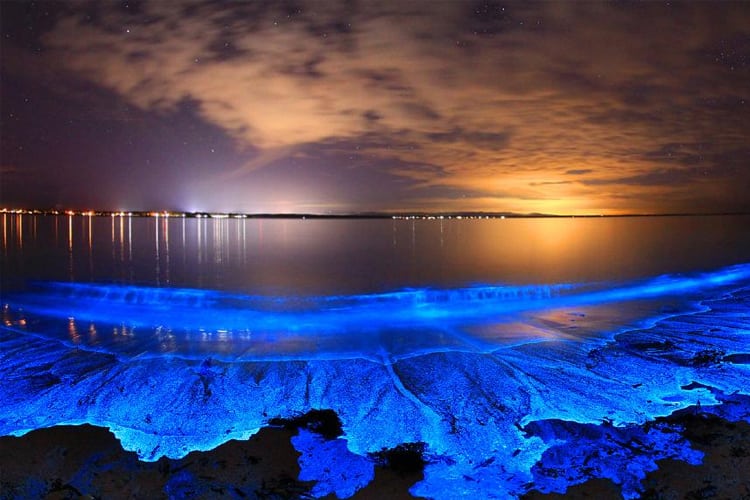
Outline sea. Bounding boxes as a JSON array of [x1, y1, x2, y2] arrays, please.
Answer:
[[1, 213, 749, 498]]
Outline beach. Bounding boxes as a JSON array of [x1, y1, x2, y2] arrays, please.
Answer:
[[2, 284, 749, 498]]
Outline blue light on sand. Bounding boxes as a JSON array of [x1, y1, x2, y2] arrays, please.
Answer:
[[1, 263, 749, 498], [292, 429, 375, 498]]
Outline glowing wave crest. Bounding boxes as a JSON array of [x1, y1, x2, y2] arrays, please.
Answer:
[[3, 264, 750, 362]]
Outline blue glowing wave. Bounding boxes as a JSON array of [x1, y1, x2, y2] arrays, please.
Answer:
[[1, 264, 750, 499], [3, 264, 750, 361]]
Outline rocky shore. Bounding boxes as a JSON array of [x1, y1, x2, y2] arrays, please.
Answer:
[[1, 406, 748, 499]]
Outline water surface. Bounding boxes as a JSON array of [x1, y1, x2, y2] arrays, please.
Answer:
[[3, 215, 750, 361], [2, 214, 750, 499], [3, 214, 750, 294]]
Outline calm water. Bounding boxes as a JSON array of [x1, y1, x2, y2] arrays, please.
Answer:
[[3, 214, 750, 295]]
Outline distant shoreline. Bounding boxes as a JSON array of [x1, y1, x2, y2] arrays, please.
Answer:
[[2, 208, 749, 220]]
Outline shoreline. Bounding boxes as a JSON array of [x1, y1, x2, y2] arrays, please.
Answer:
[[2, 280, 749, 498]]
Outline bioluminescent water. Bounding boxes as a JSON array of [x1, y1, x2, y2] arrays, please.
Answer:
[[3, 264, 750, 363], [2, 215, 750, 498]]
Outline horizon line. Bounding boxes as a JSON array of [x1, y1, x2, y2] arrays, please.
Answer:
[[2, 207, 749, 220]]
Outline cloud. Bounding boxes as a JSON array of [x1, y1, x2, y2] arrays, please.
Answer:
[[530, 180, 573, 187], [581, 169, 703, 187], [427, 128, 512, 151], [24, 0, 750, 213]]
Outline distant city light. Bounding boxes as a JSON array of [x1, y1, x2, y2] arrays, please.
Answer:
[[0, 207, 684, 220]]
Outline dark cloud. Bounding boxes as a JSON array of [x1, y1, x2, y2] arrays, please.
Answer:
[[427, 128, 511, 151], [399, 102, 442, 121], [362, 110, 383, 122], [581, 168, 705, 188], [530, 181, 573, 187], [638, 143, 704, 165], [616, 83, 668, 108]]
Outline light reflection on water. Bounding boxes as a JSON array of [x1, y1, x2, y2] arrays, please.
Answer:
[[2, 214, 750, 295], [2, 214, 750, 361]]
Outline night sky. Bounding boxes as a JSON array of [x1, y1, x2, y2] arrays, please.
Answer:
[[1, 1, 749, 215]]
